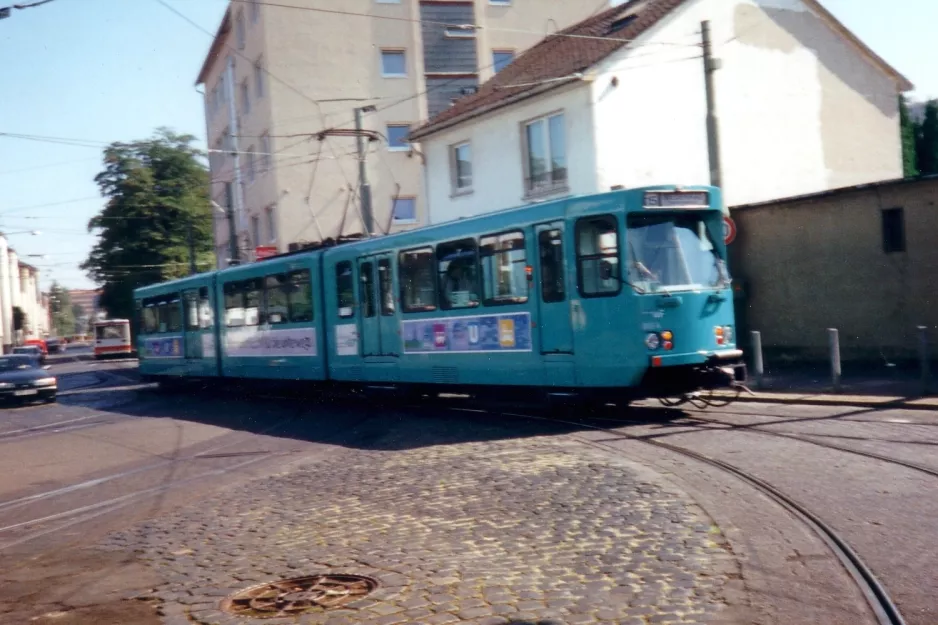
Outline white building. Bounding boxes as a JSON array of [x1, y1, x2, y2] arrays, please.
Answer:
[[409, 0, 912, 224], [0, 236, 50, 350]]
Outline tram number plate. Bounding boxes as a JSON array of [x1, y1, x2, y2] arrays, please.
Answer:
[[13, 389, 37, 396]]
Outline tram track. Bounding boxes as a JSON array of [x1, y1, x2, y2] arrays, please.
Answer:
[[488, 407, 909, 625]]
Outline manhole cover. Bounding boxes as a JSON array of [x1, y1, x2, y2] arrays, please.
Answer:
[[220, 574, 378, 618]]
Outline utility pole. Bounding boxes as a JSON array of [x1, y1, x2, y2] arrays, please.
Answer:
[[354, 105, 377, 237], [701, 20, 723, 190]]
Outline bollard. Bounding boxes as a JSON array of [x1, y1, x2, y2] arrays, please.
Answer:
[[919, 326, 931, 396], [750, 331, 764, 389], [828, 328, 841, 392]]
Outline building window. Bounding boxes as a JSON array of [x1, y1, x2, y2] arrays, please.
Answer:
[[250, 0, 260, 23], [399, 248, 436, 312], [254, 57, 265, 98], [387, 124, 410, 151], [576, 215, 620, 297], [480, 231, 528, 305], [493, 50, 515, 73], [523, 112, 567, 194], [392, 196, 416, 223], [381, 50, 407, 77], [452, 142, 472, 191], [251, 214, 260, 245], [265, 205, 277, 242], [260, 132, 270, 173], [882, 207, 905, 253], [240, 79, 250, 115], [235, 11, 246, 49], [336, 261, 355, 318], [245, 145, 255, 182]]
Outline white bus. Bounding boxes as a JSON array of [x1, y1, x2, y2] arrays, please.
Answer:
[[93, 319, 132, 359]]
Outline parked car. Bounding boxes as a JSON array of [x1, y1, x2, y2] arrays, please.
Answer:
[[46, 337, 66, 354], [13, 345, 46, 365], [24, 339, 48, 357], [0, 355, 56, 404]]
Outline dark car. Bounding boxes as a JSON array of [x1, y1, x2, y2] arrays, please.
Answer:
[[0, 355, 56, 404], [12, 345, 46, 365], [46, 337, 66, 354]]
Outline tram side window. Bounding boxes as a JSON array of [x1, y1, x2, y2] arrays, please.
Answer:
[[360, 262, 376, 318], [336, 262, 355, 318], [378, 259, 395, 316], [399, 248, 437, 312], [287, 270, 314, 322], [166, 296, 183, 332], [224, 282, 246, 327], [576, 216, 621, 297], [184, 291, 199, 331], [142, 300, 158, 334], [198, 287, 214, 329], [265, 274, 290, 324], [243, 279, 262, 326], [437, 238, 479, 310], [538, 229, 566, 303], [480, 231, 528, 305]]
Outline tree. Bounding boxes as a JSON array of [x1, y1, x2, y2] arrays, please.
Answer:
[[899, 95, 920, 177], [916, 100, 938, 176], [49, 283, 75, 337], [81, 128, 215, 321]]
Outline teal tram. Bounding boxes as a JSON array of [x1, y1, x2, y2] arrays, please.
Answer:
[[134, 185, 746, 405]]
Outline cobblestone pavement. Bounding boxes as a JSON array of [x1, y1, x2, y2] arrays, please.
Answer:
[[103, 430, 738, 625]]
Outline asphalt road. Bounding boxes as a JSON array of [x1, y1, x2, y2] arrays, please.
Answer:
[[0, 362, 933, 625]]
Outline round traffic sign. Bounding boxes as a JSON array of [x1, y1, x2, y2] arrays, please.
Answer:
[[723, 216, 737, 245]]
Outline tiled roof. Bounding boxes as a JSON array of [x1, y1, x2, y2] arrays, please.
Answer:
[[410, 0, 688, 139]]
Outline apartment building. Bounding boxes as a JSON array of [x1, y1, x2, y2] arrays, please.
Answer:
[[196, 0, 606, 267]]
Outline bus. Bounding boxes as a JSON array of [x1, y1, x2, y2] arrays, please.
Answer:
[[93, 319, 132, 359]]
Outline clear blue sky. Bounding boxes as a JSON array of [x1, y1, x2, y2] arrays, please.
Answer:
[[0, 0, 933, 291]]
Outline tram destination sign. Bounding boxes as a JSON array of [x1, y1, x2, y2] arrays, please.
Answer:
[[643, 191, 710, 209]]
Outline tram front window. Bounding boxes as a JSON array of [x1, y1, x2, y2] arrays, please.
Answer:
[[626, 214, 729, 293]]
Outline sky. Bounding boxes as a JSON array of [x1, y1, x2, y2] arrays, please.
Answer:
[[0, 0, 935, 292]]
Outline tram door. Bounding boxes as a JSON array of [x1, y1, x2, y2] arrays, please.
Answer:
[[357, 258, 381, 357], [535, 222, 576, 387], [375, 254, 400, 357], [182, 289, 203, 371]]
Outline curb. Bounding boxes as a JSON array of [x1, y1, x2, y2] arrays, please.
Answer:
[[713, 391, 938, 411]]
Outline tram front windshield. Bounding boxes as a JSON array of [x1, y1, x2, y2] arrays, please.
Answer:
[[626, 213, 729, 293]]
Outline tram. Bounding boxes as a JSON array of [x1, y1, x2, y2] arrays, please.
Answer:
[[134, 185, 746, 403]]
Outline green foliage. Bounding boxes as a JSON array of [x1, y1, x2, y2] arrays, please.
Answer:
[[81, 128, 215, 321], [899, 95, 919, 178], [917, 100, 938, 176], [49, 282, 75, 336]]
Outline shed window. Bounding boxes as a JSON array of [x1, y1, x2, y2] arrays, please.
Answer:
[[882, 207, 905, 253], [399, 248, 436, 312], [437, 239, 480, 310], [336, 262, 356, 318], [480, 231, 528, 305], [576, 215, 621, 297]]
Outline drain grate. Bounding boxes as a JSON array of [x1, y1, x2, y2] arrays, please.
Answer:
[[219, 574, 378, 618]]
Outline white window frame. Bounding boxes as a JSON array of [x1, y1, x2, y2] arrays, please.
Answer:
[[444, 26, 476, 39], [265, 205, 277, 243], [386, 124, 411, 151], [392, 196, 417, 224], [235, 10, 246, 49], [254, 56, 265, 98], [451, 141, 472, 194], [380, 49, 407, 78], [522, 111, 568, 197], [260, 132, 270, 173]]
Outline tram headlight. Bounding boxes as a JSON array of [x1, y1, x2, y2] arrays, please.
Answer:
[[645, 333, 660, 350]]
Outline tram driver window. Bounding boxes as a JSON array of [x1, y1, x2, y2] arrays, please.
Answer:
[[399, 248, 437, 312], [436, 239, 479, 310], [480, 231, 528, 305], [336, 262, 356, 318], [576, 216, 621, 297]]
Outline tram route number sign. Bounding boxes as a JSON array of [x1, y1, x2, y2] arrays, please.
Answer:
[[723, 216, 737, 245]]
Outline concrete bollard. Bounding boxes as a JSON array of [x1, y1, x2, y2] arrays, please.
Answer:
[[919, 326, 931, 396], [828, 328, 841, 392], [750, 331, 764, 389]]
